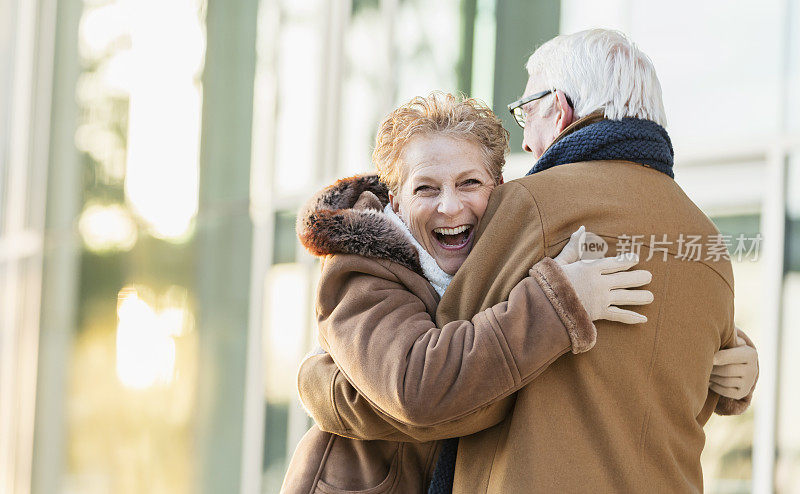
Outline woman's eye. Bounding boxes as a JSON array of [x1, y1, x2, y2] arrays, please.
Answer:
[[461, 179, 481, 187], [414, 185, 434, 194]]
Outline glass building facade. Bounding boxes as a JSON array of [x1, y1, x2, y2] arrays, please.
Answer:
[[0, 0, 798, 492]]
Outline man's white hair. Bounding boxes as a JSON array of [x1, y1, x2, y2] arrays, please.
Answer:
[[525, 29, 667, 126]]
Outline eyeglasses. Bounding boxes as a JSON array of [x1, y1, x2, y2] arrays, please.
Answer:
[[507, 89, 573, 128]]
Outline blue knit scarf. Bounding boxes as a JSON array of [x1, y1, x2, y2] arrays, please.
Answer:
[[427, 437, 457, 494], [527, 117, 675, 178]]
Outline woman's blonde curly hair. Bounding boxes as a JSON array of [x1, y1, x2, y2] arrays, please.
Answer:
[[372, 91, 509, 194]]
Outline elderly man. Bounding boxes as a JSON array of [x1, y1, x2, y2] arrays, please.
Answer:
[[430, 28, 757, 492], [295, 29, 757, 493]]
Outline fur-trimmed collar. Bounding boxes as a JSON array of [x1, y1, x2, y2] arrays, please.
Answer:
[[296, 174, 424, 276]]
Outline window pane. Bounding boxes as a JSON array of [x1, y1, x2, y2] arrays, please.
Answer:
[[776, 155, 800, 493], [65, 1, 206, 492]]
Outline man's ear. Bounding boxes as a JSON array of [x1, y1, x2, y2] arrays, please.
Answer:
[[554, 90, 574, 133], [388, 191, 401, 214]]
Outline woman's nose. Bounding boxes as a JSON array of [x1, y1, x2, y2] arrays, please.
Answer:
[[437, 189, 463, 216]]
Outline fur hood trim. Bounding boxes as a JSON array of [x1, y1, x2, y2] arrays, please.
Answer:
[[296, 174, 423, 275]]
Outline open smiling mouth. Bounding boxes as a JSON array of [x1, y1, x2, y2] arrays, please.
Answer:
[[432, 225, 473, 250]]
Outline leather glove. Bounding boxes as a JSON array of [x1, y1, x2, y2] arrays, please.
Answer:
[[557, 252, 653, 324], [710, 326, 759, 400]]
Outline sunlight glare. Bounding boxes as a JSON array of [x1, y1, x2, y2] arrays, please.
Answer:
[[122, 0, 205, 240], [116, 287, 177, 389], [78, 203, 138, 252]]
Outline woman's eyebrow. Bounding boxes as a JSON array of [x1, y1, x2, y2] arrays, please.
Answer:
[[411, 174, 436, 183], [455, 168, 486, 180]]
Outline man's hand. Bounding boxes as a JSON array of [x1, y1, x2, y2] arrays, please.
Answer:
[[710, 329, 758, 400]]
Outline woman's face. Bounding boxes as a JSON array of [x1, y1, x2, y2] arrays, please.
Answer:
[[389, 134, 500, 275]]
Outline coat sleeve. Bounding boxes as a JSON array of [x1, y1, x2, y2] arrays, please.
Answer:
[[313, 250, 595, 431], [297, 351, 515, 442]]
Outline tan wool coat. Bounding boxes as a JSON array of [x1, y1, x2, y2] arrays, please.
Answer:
[[293, 115, 754, 493], [281, 174, 597, 494]]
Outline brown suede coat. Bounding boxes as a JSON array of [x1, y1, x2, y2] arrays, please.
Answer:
[[293, 115, 754, 493], [281, 175, 597, 493]]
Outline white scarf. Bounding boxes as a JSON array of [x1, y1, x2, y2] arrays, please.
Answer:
[[383, 204, 453, 297]]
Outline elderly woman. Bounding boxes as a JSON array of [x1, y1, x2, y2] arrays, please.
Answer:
[[281, 93, 757, 494]]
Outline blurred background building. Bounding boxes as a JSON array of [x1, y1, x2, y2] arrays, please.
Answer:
[[0, 0, 798, 492]]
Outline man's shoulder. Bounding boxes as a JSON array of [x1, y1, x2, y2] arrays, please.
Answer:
[[485, 169, 581, 226], [494, 175, 538, 197], [498, 166, 584, 204], [484, 176, 545, 217], [502, 173, 546, 193], [500, 160, 689, 222], [476, 178, 545, 240]]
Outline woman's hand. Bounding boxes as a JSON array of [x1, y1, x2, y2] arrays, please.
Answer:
[[553, 226, 585, 265], [556, 253, 653, 324], [710, 327, 759, 400], [548, 227, 653, 324]]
